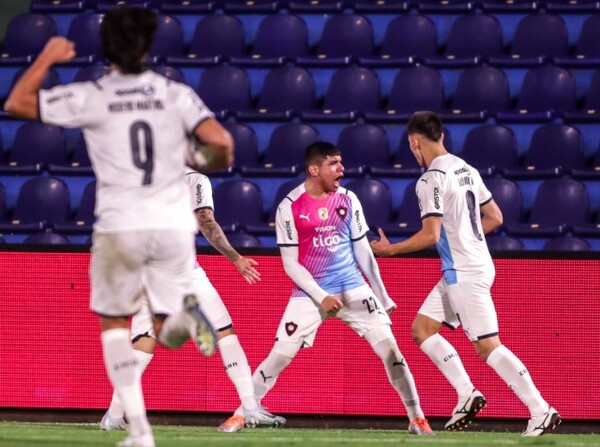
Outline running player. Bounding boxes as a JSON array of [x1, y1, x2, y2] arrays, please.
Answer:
[[370, 111, 560, 437], [235, 141, 434, 435], [5, 7, 233, 447]]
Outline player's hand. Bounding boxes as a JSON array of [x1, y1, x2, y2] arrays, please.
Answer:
[[40, 37, 76, 64], [234, 256, 261, 284], [370, 228, 394, 257], [321, 296, 343, 314]]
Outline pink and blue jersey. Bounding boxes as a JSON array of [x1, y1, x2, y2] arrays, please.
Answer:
[[275, 184, 369, 296]]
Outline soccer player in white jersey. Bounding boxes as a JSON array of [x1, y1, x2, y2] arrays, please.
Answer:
[[237, 141, 434, 435], [371, 111, 560, 437], [5, 7, 234, 447], [100, 168, 284, 433]]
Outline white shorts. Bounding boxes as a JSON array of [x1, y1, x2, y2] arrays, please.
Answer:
[[90, 230, 196, 317], [418, 272, 499, 341], [131, 266, 233, 340], [275, 285, 392, 347]]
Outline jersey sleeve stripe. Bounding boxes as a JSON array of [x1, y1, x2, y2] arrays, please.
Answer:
[[277, 243, 299, 247], [350, 232, 367, 242], [188, 116, 212, 138], [193, 205, 213, 212], [480, 196, 493, 206], [422, 212, 443, 219], [427, 168, 446, 175]]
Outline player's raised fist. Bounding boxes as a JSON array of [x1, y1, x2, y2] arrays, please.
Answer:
[[41, 37, 77, 64]]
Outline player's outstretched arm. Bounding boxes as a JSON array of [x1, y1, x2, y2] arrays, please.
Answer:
[[5, 37, 76, 119], [195, 208, 260, 284], [371, 217, 442, 257]]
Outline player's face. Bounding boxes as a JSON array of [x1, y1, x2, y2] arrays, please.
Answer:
[[408, 133, 426, 168], [317, 155, 344, 192]]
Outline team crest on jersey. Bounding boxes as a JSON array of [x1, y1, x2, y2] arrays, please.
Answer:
[[318, 207, 329, 221], [335, 206, 347, 219], [285, 321, 298, 336]]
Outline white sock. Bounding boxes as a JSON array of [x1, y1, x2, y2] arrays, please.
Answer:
[[108, 350, 154, 418], [372, 338, 424, 421], [158, 311, 192, 348], [420, 334, 474, 398], [218, 335, 258, 411], [486, 345, 548, 417], [101, 329, 151, 437]]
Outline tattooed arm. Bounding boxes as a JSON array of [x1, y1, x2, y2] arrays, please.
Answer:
[[195, 208, 261, 284]]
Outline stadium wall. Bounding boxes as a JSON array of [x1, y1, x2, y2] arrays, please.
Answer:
[[0, 248, 598, 421]]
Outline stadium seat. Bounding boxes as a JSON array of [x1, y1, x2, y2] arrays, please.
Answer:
[[54, 180, 96, 234], [448, 66, 510, 120], [486, 234, 524, 251], [543, 236, 591, 251], [0, 182, 5, 222], [337, 123, 390, 177], [0, 122, 68, 174], [564, 69, 600, 123], [0, 177, 71, 233], [6, 68, 61, 103], [572, 141, 600, 179], [354, 0, 410, 12], [301, 67, 381, 122], [504, 124, 585, 178], [573, 211, 600, 238], [48, 131, 94, 176], [222, 232, 262, 248], [223, 0, 279, 13], [546, 0, 599, 12], [288, 0, 345, 12], [197, 65, 251, 119], [506, 177, 589, 237], [482, 0, 539, 12], [460, 124, 519, 176], [417, 0, 474, 12], [160, 0, 216, 13], [379, 180, 422, 236], [296, 14, 375, 66], [30, 0, 87, 13], [167, 15, 245, 65], [240, 122, 320, 176], [484, 177, 523, 227], [360, 15, 437, 66], [221, 121, 259, 174], [149, 15, 184, 62], [554, 15, 600, 67], [24, 232, 70, 245], [150, 65, 186, 84], [95, 0, 156, 11], [345, 179, 393, 228], [66, 13, 104, 64], [74, 65, 111, 82], [496, 66, 576, 122], [236, 66, 316, 121], [365, 66, 444, 122], [0, 14, 56, 64], [489, 14, 569, 66], [230, 15, 309, 66], [212, 179, 264, 231], [425, 14, 504, 68]]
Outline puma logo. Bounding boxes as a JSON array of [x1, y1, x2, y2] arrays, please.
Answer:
[[299, 213, 310, 222], [420, 178, 429, 184], [392, 359, 406, 368], [259, 370, 273, 382]]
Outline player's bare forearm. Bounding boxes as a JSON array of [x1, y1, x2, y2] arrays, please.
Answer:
[[481, 199, 503, 234], [196, 209, 240, 262]]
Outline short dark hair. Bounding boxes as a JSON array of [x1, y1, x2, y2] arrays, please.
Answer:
[[101, 7, 157, 75], [304, 141, 341, 171], [407, 111, 443, 142]]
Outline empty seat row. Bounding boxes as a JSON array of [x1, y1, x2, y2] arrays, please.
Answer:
[[1, 176, 599, 242], [2, 119, 600, 179], [5, 12, 600, 67]]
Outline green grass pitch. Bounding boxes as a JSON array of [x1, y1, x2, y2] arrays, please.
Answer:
[[0, 422, 598, 447]]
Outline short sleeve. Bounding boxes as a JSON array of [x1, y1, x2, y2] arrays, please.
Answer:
[[477, 171, 493, 205], [348, 191, 368, 240], [275, 199, 298, 246], [39, 82, 99, 128], [416, 173, 445, 219], [177, 85, 214, 135], [186, 172, 214, 211]]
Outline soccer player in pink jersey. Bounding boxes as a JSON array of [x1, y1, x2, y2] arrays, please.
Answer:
[[371, 111, 560, 436], [238, 141, 434, 435]]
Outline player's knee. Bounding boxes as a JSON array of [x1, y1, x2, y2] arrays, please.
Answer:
[[364, 324, 395, 349], [272, 340, 302, 359], [411, 317, 438, 346]]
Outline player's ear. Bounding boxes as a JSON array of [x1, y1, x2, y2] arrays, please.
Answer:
[[308, 164, 319, 177]]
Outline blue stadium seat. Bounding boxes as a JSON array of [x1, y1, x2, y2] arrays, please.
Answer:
[[0, 181, 5, 222], [564, 69, 600, 123], [337, 123, 390, 177], [24, 232, 71, 245], [482, 1, 542, 14], [365, 66, 444, 122], [288, 0, 345, 12], [543, 236, 591, 252], [360, 15, 437, 67], [417, 0, 474, 12], [461, 124, 519, 176], [197, 65, 251, 119], [296, 14, 375, 66], [5, 68, 61, 103], [572, 139, 600, 180], [0, 14, 56, 64], [240, 122, 320, 176], [221, 121, 259, 175], [150, 65, 186, 84], [223, 0, 279, 13], [425, 14, 504, 68], [546, 0, 599, 12], [66, 13, 104, 64], [48, 131, 94, 176], [345, 179, 393, 228], [489, 14, 569, 66], [236, 66, 316, 121], [222, 231, 262, 248], [95, 1, 156, 11], [160, 0, 216, 13], [0, 177, 71, 233], [212, 179, 264, 231], [149, 15, 185, 62], [74, 65, 111, 82], [554, 15, 600, 67], [54, 180, 96, 234], [506, 177, 589, 237], [0, 122, 68, 174], [504, 124, 585, 178], [379, 180, 422, 236], [354, 0, 410, 12], [573, 210, 600, 238], [301, 67, 381, 122], [31, 1, 87, 13], [484, 177, 523, 227], [486, 234, 524, 251]]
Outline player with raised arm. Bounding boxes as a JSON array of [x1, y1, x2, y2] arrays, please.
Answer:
[[237, 141, 434, 435], [370, 111, 560, 437], [5, 7, 233, 447], [100, 168, 284, 433]]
